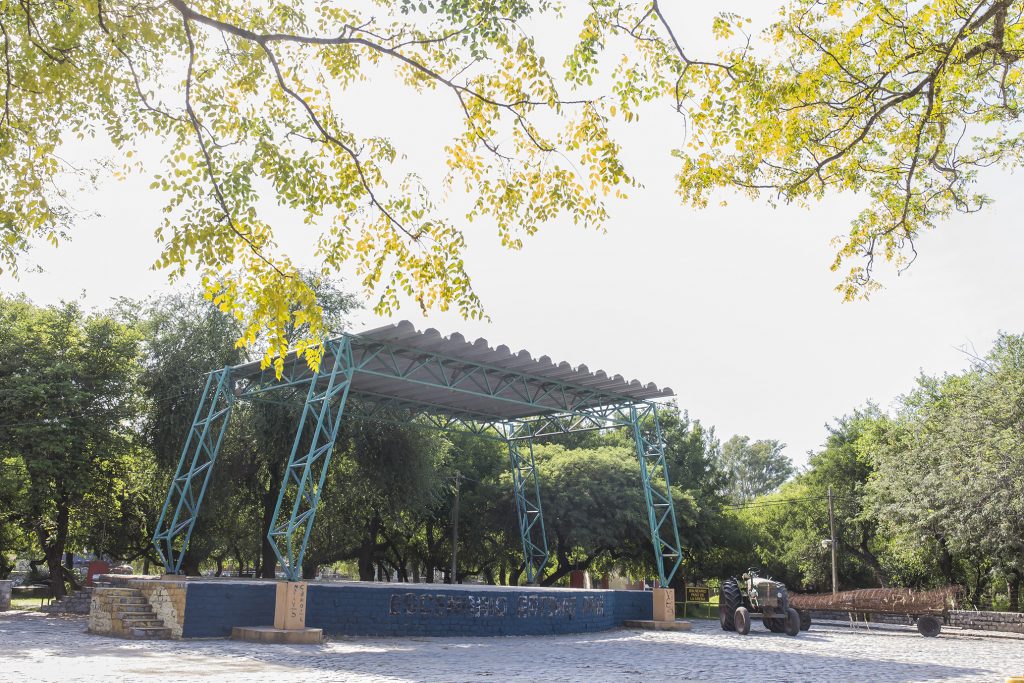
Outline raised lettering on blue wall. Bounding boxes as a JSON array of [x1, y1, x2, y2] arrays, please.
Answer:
[[387, 593, 605, 619], [388, 593, 509, 617]]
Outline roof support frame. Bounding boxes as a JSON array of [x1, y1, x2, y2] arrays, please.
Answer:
[[508, 437, 549, 583], [152, 366, 235, 574], [630, 402, 684, 587], [266, 336, 354, 580]]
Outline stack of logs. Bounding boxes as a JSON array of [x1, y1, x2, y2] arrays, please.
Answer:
[[790, 587, 960, 615]]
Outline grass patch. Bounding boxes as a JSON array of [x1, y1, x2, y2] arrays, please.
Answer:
[[9, 597, 50, 611], [676, 602, 718, 620]]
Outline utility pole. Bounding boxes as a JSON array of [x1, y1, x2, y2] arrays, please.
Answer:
[[450, 471, 460, 584], [828, 485, 838, 594]]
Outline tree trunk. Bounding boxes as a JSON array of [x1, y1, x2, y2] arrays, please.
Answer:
[[358, 553, 375, 581], [842, 533, 890, 588], [540, 545, 594, 588], [302, 563, 318, 580], [1009, 571, 1021, 613], [180, 553, 201, 577], [509, 562, 523, 587], [36, 492, 72, 599], [937, 538, 955, 585], [44, 546, 66, 600], [357, 515, 381, 582]]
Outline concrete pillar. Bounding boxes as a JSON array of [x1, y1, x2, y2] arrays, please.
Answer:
[[274, 581, 308, 630], [0, 580, 12, 611], [652, 587, 675, 622]]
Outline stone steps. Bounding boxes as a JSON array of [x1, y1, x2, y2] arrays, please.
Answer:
[[89, 587, 172, 640], [127, 626, 173, 639], [122, 616, 166, 628]]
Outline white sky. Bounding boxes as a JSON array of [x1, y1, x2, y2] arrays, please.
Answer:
[[2, 2, 1022, 466]]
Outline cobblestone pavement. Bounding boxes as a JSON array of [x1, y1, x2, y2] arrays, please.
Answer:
[[2, 610, 1021, 682]]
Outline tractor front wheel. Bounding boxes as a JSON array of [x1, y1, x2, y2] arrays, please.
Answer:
[[916, 615, 942, 637], [785, 608, 801, 636], [719, 579, 742, 631], [735, 606, 751, 635], [799, 610, 812, 631]]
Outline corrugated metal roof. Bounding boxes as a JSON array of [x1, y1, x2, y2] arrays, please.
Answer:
[[234, 320, 673, 420]]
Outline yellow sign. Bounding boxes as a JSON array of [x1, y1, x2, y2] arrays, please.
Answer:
[[685, 586, 710, 603]]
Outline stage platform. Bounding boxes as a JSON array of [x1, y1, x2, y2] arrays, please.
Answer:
[[95, 576, 656, 639]]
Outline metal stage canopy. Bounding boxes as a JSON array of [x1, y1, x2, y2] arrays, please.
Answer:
[[153, 321, 683, 586]]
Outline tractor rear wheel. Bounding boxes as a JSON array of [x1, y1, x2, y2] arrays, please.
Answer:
[[719, 579, 741, 631], [735, 606, 751, 635], [785, 608, 801, 636], [916, 615, 942, 637]]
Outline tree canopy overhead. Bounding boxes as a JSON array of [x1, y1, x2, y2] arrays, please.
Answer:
[[590, 0, 1023, 299], [3, 1, 1021, 365], [1, 0, 635, 370]]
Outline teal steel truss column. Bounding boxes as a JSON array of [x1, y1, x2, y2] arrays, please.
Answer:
[[268, 337, 355, 581], [507, 436, 549, 583], [153, 367, 235, 574], [630, 402, 683, 587]]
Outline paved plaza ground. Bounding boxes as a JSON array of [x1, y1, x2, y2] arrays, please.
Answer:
[[1, 610, 1021, 682]]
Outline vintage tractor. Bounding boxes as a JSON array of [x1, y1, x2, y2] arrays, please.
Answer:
[[719, 570, 801, 636]]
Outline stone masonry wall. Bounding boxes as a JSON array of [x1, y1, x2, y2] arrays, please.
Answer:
[[88, 589, 128, 636], [131, 580, 187, 638], [806, 608, 1024, 634], [948, 610, 1024, 634], [87, 576, 186, 638]]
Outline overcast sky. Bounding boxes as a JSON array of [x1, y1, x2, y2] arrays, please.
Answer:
[[2, 2, 1022, 466]]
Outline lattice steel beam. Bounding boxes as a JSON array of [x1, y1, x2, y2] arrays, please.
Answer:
[[342, 394, 510, 441], [508, 438, 549, 583], [267, 337, 355, 581], [153, 367, 235, 574], [506, 402, 637, 440], [630, 402, 683, 587]]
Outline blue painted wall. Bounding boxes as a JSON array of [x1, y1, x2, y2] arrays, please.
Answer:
[[180, 581, 653, 638], [181, 582, 276, 638]]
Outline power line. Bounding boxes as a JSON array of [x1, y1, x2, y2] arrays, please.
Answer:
[[721, 493, 857, 510]]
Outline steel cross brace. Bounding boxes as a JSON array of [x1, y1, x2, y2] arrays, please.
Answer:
[[152, 367, 235, 574], [507, 436, 549, 583], [267, 337, 355, 581], [506, 402, 636, 440], [630, 402, 683, 587]]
